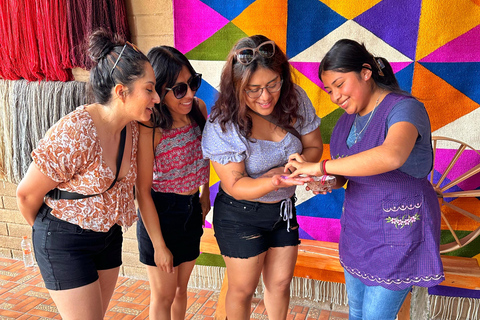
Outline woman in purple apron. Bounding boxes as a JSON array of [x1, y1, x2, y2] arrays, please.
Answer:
[[286, 39, 444, 320]]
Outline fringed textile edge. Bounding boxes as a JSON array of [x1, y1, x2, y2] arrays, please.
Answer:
[[411, 286, 430, 320], [188, 265, 226, 291], [0, 80, 13, 181], [289, 276, 348, 306], [430, 294, 480, 320], [187, 266, 348, 307], [1, 79, 86, 184]]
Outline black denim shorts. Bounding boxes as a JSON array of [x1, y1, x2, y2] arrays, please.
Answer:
[[137, 190, 203, 267], [32, 203, 123, 290], [213, 188, 300, 259]]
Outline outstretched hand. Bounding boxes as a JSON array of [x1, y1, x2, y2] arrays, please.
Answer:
[[270, 174, 311, 189], [260, 166, 310, 190]]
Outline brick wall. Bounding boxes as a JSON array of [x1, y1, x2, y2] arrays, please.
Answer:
[[0, 0, 174, 280]]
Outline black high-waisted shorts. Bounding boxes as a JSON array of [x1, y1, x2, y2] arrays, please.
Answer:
[[213, 187, 299, 258], [137, 190, 203, 267], [33, 203, 123, 290]]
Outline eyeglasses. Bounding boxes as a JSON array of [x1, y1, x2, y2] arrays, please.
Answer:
[[110, 41, 140, 77], [245, 79, 283, 99], [165, 73, 202, 99], [234, 41, 275, 65]]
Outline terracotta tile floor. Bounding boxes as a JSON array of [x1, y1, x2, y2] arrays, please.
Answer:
[[0, 257, 348, 319]]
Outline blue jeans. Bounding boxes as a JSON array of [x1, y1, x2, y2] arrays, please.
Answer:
[[344, 270, 411, 320]]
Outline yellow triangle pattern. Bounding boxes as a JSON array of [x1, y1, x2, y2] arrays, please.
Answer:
[[209, 162, 220, 186], [416, 0, 480, 60], [292, 68, 338, 118], [232, 0, 288, 52], [319, 0, 382, 19]]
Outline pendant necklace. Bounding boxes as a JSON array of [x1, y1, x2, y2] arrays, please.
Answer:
[[354, 89, 384, 143]]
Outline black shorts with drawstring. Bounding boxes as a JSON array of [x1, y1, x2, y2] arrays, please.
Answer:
[[212, 187, 299, 259]]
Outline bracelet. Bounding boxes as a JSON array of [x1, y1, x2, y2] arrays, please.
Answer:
[[319, 160, 324, 176], [323, 159, 329, 176], [287, 167, 293, 174]]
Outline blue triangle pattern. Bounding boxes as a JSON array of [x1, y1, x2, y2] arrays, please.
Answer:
[[296, 188, 344, 219], [286, 0, 346, 59], [354, 0, 421, 60], [196, 80, 218, 115], [395, 63, 414, 93], [420, 62, 480, 105], [199, 0, 256, 20]]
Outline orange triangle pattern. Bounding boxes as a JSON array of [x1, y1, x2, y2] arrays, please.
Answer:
[[232, 0, 288, 52], [440, 197, 480, 231], [412, 63, 480, 132]]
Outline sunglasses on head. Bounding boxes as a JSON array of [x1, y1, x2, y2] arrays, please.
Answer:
[[234, 41, 275, 65], [165, 73, 202, 99], [110, 41, 140, 77]]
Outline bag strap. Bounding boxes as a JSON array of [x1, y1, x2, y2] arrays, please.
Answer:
[[251, 111, 302, 141], [47, 126, 127, 200]]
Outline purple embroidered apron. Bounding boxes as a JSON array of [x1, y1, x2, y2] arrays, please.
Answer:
[[330, 93, 444, 290]]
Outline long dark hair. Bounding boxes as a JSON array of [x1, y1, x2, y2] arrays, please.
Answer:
[[210, 35, 302, 139], [319, 39, 409, 96], [88, 28, 149, 104], [146, 46, 205, 131]]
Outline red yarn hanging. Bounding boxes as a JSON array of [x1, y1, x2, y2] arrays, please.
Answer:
[[24, 0, 43, 80], [0, 0, 73, 81], [0, 0, 22, 80], [0, 0, 131, 80], [35, 0, 73, 81]]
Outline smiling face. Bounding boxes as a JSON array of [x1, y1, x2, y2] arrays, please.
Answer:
[[244, 67, 282, 116], [321, 68, 373, 115], [162, 65, 197, 118], [125, 62, 160, 122]]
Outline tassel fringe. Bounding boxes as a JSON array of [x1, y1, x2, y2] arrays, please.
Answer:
[[187, 266, 348, 307], [186, 268, 480, 320], [188, 265, 226, 291], [430, 294, 480, 320], [0, 80, 86, 183]]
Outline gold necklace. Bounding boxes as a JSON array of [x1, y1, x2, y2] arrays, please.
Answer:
[[354, 89, 384, 143]]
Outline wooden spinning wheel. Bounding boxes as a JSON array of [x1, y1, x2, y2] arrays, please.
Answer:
[[430, 136, 480, 253]]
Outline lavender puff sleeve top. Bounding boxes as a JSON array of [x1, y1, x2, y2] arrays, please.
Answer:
[[202, 86, 321, 202]]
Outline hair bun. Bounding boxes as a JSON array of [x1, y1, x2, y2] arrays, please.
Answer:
[[88, 28, 124, 63]]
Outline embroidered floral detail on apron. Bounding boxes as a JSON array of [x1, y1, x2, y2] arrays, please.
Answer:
[[386, 213, 420, 228]]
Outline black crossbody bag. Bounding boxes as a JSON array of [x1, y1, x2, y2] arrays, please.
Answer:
[[46, 126, 127, 200]]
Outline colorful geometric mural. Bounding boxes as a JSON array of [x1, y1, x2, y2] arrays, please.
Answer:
[[173, 0, 480, 269]]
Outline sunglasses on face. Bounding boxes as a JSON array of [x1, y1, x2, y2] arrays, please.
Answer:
[[234, 41, 275, 65], [110, 41, 140, 77], [164, 73, 202, 99]]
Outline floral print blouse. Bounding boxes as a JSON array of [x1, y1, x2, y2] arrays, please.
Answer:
[[32, 106, 138, 232]]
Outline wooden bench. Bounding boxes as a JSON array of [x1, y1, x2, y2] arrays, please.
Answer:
[[200, 227, 480, 320]]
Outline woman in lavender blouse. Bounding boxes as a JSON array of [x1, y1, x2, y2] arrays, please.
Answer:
[[202, 35, 323, 320]]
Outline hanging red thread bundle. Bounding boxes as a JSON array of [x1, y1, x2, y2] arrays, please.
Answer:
[[0, 0, 131, 81]]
